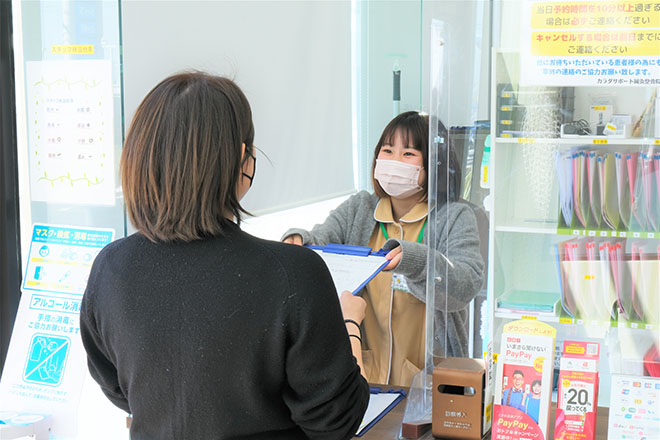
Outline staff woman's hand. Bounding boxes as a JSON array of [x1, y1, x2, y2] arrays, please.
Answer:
[[384, 246, 402, 271], [283, 234, 303, 246]]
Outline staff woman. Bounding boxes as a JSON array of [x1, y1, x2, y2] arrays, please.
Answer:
[[283, 111, 484, 387]]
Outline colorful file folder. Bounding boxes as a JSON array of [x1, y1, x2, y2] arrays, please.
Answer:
[[557, 237, 658, 324], [557, 147, 659, 233]]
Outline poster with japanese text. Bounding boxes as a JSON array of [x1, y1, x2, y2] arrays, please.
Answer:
[[0, 224, 114, 438], [493, 320, 557, 440], [521, 1, 660, 86], [26, 60, 115, 205]]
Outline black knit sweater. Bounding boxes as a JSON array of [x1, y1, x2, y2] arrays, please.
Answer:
[[80, 223, 368, 439]]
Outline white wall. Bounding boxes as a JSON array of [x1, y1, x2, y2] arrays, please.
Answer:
[[242, 194, 350, 241], [121, 1, 356, 215]]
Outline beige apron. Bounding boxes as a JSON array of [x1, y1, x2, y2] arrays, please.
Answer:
[[361, 198, 428, 387]]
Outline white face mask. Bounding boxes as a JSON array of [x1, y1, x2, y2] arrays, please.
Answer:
[[374, 159, 423, 198]]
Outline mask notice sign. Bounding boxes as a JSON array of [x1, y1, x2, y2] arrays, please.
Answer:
[[0, 224, 114, 438]]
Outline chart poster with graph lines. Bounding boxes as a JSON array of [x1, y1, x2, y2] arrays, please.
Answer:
[[0, 224, 114, 437], [26, 60, 115, 205]]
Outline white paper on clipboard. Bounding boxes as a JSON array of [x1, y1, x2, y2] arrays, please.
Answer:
[[309, 244, 389, 295]]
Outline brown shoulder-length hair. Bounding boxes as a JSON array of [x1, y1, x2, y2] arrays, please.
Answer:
[[370, 111, 461, 204], [120, 72, 254, 242]]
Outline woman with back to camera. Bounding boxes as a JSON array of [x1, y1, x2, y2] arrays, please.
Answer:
[[283, 111, 484, 387], [80, 72, 369, 440]]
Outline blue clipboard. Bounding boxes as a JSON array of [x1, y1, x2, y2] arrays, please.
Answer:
[[306, 243, 389, 295], [355, 387, 407, 437]]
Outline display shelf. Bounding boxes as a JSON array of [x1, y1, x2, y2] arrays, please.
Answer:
[[487, 50, 659, 415], [494, 309, 561, 323], [495, 136, 660, 145], [493, 310, 656, 331], [495, 224, 660, 238], [556, 227, 660, 239], [494, 224, 558, 234]]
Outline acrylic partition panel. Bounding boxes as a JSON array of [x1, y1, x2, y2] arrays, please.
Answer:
[[355, 1, 492, 194], [397, 18, 493, 437]]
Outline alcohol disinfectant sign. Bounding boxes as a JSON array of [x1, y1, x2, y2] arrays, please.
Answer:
[[0, 224, 113, 439]]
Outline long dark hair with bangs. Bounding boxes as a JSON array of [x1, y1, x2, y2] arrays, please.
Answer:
[[120, 72, 255, 242], [370, 111, 461, 205]]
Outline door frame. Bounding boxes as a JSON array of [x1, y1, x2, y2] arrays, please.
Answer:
[[0, 0, 22, 375]]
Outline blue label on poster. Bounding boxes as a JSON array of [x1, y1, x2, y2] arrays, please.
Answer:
[[23, 224, 114, 296], [23, 334, 70, 387], [31, 225, 113, 248]]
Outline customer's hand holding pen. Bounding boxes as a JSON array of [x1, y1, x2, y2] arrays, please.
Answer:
[[340, 291, 366, 324]]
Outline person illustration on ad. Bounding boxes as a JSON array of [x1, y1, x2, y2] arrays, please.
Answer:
[[524, 379, 542, 423], [501, 369, 526, 411]]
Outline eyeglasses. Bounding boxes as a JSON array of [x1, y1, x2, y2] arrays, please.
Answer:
[[242, 146, 256, 186]]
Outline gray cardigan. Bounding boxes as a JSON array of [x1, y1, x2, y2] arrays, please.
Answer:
[[282, 191, 484, 358]]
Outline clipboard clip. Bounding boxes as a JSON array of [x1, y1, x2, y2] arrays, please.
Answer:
[[310, 243, 389, 258], [320, 243, 371, 256], [369, 386, 407, 396]]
